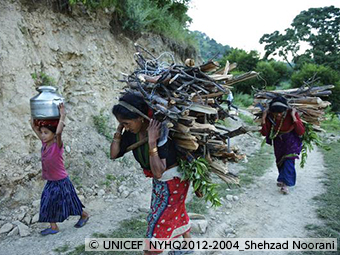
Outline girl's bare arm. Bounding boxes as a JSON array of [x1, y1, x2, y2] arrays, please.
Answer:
[[56, 103, 66, 148], [30, 119, 43, 141]]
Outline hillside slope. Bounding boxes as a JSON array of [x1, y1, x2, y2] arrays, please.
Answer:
[[0, 0, 196, 215]]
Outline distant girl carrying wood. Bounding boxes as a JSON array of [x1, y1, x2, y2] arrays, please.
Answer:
[[261, 96, 305, 194]]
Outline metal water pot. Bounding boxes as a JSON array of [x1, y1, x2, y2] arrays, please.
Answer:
[[30, 86, 64, 119]]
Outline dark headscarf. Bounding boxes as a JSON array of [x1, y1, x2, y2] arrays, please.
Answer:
[[269, 96, 289, 113], [112, 92, 149, 120]]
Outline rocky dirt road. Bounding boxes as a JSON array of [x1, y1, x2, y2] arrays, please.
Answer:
[[0, 112, 326, 255], [201, 147, 325, 255]]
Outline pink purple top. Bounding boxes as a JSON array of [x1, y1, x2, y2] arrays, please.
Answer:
[[41, 142, 68, 181]]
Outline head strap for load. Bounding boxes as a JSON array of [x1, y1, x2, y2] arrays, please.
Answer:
[[118, 101, 150, 121], [271, 102, 288, 108]]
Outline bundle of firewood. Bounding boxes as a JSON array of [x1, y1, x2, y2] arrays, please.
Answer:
[[119, 44, 258, 184], [249, 85, 334, 128]]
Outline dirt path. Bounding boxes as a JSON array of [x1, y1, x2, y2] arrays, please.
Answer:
[[0, 180, 153, 255], [0, 110, 326, 255], [203, 147, 325, 255]]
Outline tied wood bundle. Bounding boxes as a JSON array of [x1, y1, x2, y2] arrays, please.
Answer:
[[119, 44, 258, 184], [250, 85, 334, 128]]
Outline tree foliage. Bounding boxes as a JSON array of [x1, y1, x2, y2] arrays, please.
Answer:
[[291, 63, 340, 111], [260, 6, 340, 70], [152, 0, 192, 26], [222, 49, 259, 72], [255, 61, 280, 88], [191, 31, 230, 62], [214, 49, 291, 94], [259, 6, 340, 111], [291, 64, 339, 88]]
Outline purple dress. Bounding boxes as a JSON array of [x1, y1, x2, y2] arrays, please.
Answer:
[[267, 131, 303, 186]]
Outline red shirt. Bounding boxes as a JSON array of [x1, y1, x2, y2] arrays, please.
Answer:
[[41, 142, 68, 181], [261, 110, 305, 137]]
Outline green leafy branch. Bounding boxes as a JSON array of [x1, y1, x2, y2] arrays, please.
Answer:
[[31, 72, 56, 87], [179, 158, 221, 207], [300, 123, 330, 168]]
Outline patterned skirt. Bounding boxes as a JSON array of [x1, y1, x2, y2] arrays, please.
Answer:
[[146, 177, 191, 241], [39, 176, 84, 223], [277, 158, 296, 186]]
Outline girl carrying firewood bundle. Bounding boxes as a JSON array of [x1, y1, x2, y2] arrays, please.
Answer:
[[260, 96, 305, 194], [110, 93, 193, 255]]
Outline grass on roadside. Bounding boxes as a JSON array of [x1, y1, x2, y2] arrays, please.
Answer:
[[232, 92, 253, 108], [238, 113, 255, 125], [216, 142, 274, 196], [239, 143, 274, 186], [63, 215, 147, 255], [303, 139, 340, 254], [320, 112, 340, 132], [54, 244, 70, 253], [186, 195, 208, 214]]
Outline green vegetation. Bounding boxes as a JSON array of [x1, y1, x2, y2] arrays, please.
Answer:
[[68, 0, 195, 46], [191, 31, 230, 61], [196, 6, 340, 113], [115, 155, 134, 167], [216, 143, 274, 196], [321, 112, 340, 132], [220, 49, 259, 72], [291, 64, 339, 89], [218, 49, 292, 94], [69, 0, 118, 9], [238, 113, 255, 125], [31, 72, 56, 87], [186, 195, 208, 214], [69, 173, 82, 188], [291, 63, 340, 111], [101, 173, 126, 187], [300, 123, 330, 168], [260, 6, 340, 70], [303, 140, 340, 254], [229, 92, 253, 108], [238, 144, 274, 186], [84, 160, 91, 168], [93, 111, 113, 141], [179, 158, 221, 207], [67, 216, 147, 255], [54, 244, 70, 253], [259, 6, 340, 112]]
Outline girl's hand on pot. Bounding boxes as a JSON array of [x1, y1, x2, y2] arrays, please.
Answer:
[[58, 103, 66, 118], [30, 118, 38, 129]]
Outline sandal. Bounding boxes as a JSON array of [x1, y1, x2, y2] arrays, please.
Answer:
[[74, 217, 89, 228], [40, 228, 59, 235], [277, 182, 284, 187], [281, 186, 289, 195]]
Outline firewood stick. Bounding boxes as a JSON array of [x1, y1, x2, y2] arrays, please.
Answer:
[[126, 137, 148, 152]]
